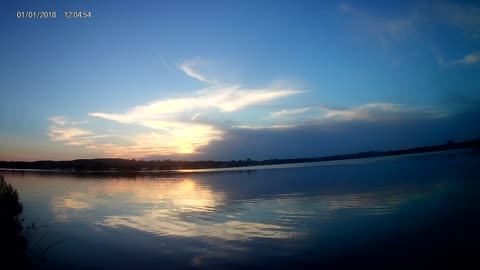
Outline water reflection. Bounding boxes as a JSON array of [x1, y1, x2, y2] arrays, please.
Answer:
[[101, 217, 295, 240], [52, 178, 226, 222], [52, 192, 91, 221], [48, 176, 440, 242]]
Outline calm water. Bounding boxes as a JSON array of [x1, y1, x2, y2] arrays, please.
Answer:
[[2, 151, 480, 269]]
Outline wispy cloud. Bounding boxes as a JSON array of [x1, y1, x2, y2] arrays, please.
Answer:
[[340, 1, 480, 66], [432, 1, 480, 38], [179, 60, 213, 84], [48, 117, 93, 142], [340, 1, 480, 41], [90, 86, 300, 125], [269, 103, 448, 125], [454, 52, 479, 65], [270, 107, 311, 119], [319, 103, 442, 121], [48, 126, 93, 142], [49, 116, 67, 126], [64, 140, 95, 146], [338, 3, 418, 44], [48, 117, 110, 148], [232, 125, 296, 130], [437, 52, 480, 67]]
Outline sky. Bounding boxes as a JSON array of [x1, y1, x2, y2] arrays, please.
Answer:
[[1, 0, 480, 161]]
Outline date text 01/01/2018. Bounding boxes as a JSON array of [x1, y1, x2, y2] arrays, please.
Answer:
[[16, 11, 92, 19], [16, 11, 56, 19]]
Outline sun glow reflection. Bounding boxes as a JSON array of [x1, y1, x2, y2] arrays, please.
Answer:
[[49, 176, 431, 242], [50, 177, 298, 241], [51, 178, 225, 221]]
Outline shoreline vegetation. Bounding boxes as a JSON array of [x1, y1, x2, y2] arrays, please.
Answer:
[[0, 176, 28, 269], [0, 139, 479, 172]]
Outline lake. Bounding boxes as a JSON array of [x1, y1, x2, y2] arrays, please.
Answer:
[[2, 150, 480, 269]]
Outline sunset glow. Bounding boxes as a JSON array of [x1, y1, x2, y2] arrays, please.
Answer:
[[1, 0, 479, 161]]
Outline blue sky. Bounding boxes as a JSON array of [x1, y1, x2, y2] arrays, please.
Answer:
[[1, 0, 480, 161]]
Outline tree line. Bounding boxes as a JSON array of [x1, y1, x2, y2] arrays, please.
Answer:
[[0, 138, 479, 171]]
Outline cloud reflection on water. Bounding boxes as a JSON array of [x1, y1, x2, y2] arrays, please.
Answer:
[[48, 176, 431, 242], [100, 217, 295, 240], [51, 178, 225, 222]]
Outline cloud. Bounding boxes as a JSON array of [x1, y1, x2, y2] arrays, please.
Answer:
[[87, 128, 223, 157], [87, 88, 300, 157], [455, 52, 480, 65], [90, 87, 300, 125], [198, 107, 480, 161], [191, 101, 467, 160], [319, 103, 448, 122], [49, 116, 67, 126], [437, 52, 480, 67], [432, 1, 480, 37], [340, 1, 480, 41], [269, 103, 448, 125], [48, 127, 92, 141], [48, 117, 111, 148], [270, 107, 311, 119], [232, 125, 296, 130], [339, 1, 480, 65], [50, 100, 451, 159], [64, 140, 94, 146], [48, 118, 93, 142], [179, 60, 213, 84], [338, 3, 418, 44], [89, 62, 302, 127], [47, 61, 301, 158], [191, 113, 200, 121]]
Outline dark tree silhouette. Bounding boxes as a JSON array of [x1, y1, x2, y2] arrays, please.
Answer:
[[0, 138, 479, 171], [0, 175, 28, 269]]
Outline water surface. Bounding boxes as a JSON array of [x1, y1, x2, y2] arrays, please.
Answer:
[[3, 151, 480, 269]]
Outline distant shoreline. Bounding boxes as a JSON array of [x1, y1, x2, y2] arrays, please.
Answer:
[[1, 139, 479, 172], [0, 149, 472, 174]]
